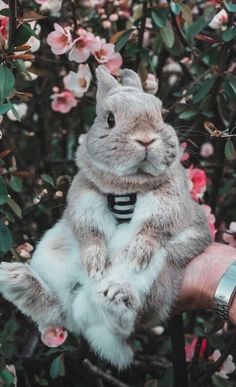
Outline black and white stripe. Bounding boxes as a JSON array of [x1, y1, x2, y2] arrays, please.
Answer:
[[107, 193, 137, 223]]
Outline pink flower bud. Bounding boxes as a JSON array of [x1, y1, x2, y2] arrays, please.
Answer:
[[41, 326, 68, 348]]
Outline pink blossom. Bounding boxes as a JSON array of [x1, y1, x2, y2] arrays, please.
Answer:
[[35, 0, 49, 3], [5, 364, 17, 387], [0, 16, 7, 41], [35, 0, 62, 13], [144, 73, 158, 95], [84, 0, 106, 7], [69, 29, 100, 63], [223, 222, 236, 248], [209, 349, 235, 379], [180, 142, 190, 162], [93, 39, 115, 63], [200, 142, 214, 158], [51, 90, 78, 113], [187, 166, 207, 201], [185, 338, 207, 362], [209, 9, 228, 30], [0, 0, 8, 13], [201, 204, 217, 240], [119, 0, 132, 18], [7, 103, 28, 121], [102, 20, 112, 29], [41, 326, 68, 347], [47, 23, 72, 55], [63, 64, 92, 97], [103, 52, 123, 75]]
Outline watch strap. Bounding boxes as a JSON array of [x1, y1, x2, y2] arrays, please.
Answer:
[[214, 261, 236, 322]]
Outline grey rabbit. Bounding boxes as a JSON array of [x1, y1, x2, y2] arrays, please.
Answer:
[[0, 66, 211, 368]]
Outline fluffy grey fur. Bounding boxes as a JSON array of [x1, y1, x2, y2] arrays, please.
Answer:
[[0, 67, 211, 368]]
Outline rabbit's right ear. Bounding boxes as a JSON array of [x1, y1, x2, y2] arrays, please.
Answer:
[[96, 66, 119, 102], [121, 69, 143, 91]]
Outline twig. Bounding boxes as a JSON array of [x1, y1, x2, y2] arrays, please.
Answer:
[[8, 0, 17, 49], [135, 0, 148, 71], [70, 0, 78, 35], [83, 359, 133, 387], [168, 1, 188, 49], [20, 331, 39, 359]]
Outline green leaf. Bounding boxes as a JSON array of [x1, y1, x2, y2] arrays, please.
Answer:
[[211, 374, 230, 387], [9, 176, 22, 193], [193, 78, 215, 104], [170, 1, 181, 15], [41, 173, 55, 187], [222, 26, 236, 42], [226, 74, 236, 95], [50, 355, 65, 379], [0, 219, 13, 253], [151, 9, 168, 28], [0, 8, 11, 17], [152, 34, 163, 55], [0, 369, 14, 385], [7, 196, 22, 218], [15, 23, 39, 46], [1, 319, 20, 338], [225, 139, 236, 160], [179, 110, 197, 120], [160, 21, 175, 48], [0, 103, 13, 115], [186, 7, 213, 37], [4, 210, 15, 223], [9, 104, 21, 121], [224, 0, 236, 12], [0, 66, 15, 103], [224, 79, 236, 100], [0, 176, 8, 204], [115, 29, 133, 52]]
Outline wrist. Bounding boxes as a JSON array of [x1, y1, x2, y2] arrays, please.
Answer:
[[178, 243, 236, 318]]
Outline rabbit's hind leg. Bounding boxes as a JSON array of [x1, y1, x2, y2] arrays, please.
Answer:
[[0, 262, 62, 328]]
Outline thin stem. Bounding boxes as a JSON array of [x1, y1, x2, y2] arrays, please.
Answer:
[[8, 0, 17, 49], [70, 0, 78, 35], [135, 0, 148, 71]]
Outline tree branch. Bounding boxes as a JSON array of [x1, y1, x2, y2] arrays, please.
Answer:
[[135, 0, 148, 71], [8, 0, 17, 49], [83, 359, 133, 387]]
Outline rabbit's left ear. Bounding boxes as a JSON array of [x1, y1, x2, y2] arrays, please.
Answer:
[[96, 66, 120, 102], [121, 69, 143, 91]]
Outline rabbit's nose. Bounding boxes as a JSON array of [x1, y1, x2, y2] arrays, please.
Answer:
[[136, 139, 156, 148]]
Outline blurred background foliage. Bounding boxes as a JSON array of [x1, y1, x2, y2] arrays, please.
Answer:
[[0, 0, 236, 386]]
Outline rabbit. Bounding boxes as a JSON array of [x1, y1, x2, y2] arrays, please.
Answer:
[[0, 66, 211, 369]]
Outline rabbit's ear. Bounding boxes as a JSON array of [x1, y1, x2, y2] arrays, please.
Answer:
[[121, 69, 143, 91], [96, 66, 119, 101]]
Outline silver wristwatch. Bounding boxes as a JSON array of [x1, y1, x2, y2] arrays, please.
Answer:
[[214, 261, 236, 322]]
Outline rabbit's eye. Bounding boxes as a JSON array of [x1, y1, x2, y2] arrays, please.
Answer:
[[107, 112, 115, 128]]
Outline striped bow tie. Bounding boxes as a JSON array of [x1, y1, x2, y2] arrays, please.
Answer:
[[107, 193, 137, 223]]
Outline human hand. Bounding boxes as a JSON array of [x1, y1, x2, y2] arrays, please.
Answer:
[[177, 243, 236, 324]]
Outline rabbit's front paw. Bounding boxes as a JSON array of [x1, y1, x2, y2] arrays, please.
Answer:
[[82, 245, 107, 280], [128, 237, 159, 271]]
